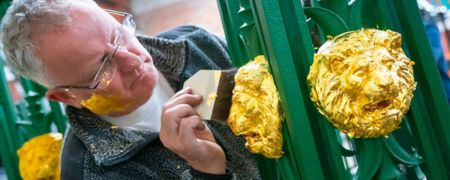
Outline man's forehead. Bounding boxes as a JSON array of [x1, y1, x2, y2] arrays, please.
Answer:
[[70, 0, 99, 10], [33, 22, 107, 84], [71, 0, 96, 11], [69, 1, 104, 24], [34, 10, 109, 65], [35, 3, 110, 51]]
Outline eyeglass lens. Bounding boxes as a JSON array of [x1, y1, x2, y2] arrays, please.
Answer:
[[92, 29, 121, 89]]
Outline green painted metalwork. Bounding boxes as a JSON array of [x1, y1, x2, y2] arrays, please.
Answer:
[[217, 0, 248, 67], [0, 2, 68, 179], [0, 4, 20, 179], [392, 1, 450, 175], [0, 1, 10, 19], [0, 61, 21, 180], [0, 67, 68, 180], [304, 7, 348, 36], [18, 79, 67, 137], [217, 0, 450, 179], [252, 0, 327, 178], [0, 75, 68, 180], [318, 0, 348, 20]]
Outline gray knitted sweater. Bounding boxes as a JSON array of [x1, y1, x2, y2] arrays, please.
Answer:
[[60, 26, 260, 180]]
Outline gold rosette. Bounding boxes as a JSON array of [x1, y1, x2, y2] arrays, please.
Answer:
[[228, 55, 284, 158], [307, 29, 416, 138], [17, 133, 63, 180]]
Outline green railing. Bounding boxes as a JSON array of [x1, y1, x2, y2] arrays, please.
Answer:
[[0, 61, 21, 180], [1, 1, 68, 178], [1, 0, 450, 179], [217, 0, 450, 179], [1, 62, 68, 180]]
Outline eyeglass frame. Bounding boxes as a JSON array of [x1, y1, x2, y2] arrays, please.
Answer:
[[54, 9, 136, 90]]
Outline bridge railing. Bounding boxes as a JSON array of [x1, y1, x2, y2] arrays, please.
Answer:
[[217, 0, 450, 179]]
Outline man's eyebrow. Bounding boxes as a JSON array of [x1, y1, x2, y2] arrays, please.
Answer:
[[78, 27, 117, 85], [79, 52, 108, 86], [99, 52, 109, 63], [93, 53, 109, 73]]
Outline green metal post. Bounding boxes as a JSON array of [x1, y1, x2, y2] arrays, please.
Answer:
[[0, 1, 10, 18], [216, 0, 249, 67], [268, 1, 351, 179], [217, 0, 450, 179], [0, 61, 21, 180], [1, 3, 67, 179], [1, 2, 20, 179], [391, 2, 450, 176], [250, 1, 327, 178]]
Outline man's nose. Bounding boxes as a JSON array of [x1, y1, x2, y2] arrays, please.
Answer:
[[115, 50, 144, 73]]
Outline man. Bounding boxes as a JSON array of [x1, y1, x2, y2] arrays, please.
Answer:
[[1, 0, 259, 179], [95, 0, 130, 12]]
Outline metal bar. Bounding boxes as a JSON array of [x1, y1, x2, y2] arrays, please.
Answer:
[[215, 0, 450, 178], [392, 1, 450, 177], [0, 62, 21, 180], [318, 0, 349, 23], [251, 0, 326, 179], [216, 0, 249, 66], [49, 101, 67, 134], [280, 2, 350, 180], [216, 1, 282, 178]]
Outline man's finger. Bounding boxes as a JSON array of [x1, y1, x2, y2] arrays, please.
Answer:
[[178, 115, 204, 144], [169, 87, 192, 101], [163, 93, 202, 110], [161, 104, 198, 134]]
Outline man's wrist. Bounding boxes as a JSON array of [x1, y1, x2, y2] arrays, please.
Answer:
[[188, 156, 226, 174], [186, 145, 227, 174], [189, 167, 233, 180]]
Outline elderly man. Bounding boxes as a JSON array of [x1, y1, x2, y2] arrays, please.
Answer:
[[2, 0, 259, 179]]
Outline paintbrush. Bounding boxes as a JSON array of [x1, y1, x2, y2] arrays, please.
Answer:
[[183, 68, 238, 122]]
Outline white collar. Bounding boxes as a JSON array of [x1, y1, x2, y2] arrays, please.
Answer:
[[101, 72, 174, 132]]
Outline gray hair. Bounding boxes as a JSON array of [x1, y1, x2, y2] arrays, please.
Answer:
[[1, 0, 94, 87]]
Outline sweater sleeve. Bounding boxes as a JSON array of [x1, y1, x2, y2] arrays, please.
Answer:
[[153, 25, 234, 91], [60, 128, 85, 180], [156, 25, 232, 70], [155, 26, 260, 179]]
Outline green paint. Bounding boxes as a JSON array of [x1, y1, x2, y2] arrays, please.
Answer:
[[217, 0, 450, 179]]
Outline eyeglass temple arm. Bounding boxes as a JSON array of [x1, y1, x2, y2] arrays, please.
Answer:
[[104, 9, 131, 17]]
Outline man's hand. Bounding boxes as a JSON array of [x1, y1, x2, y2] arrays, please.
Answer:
[[160, 88, 226, 174]]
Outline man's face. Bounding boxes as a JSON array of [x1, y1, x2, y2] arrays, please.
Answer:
[[38, 1, 158, 116]]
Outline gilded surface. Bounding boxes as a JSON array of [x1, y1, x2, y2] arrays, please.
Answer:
[[207, 93, 217, 106], [228, 55, 284, 158], [81, 93, 132, 115], [17, 133, 63, 180], [307, 29, 416, 138]]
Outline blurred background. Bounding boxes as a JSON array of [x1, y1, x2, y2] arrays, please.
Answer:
[[96, 0, 225, 36]]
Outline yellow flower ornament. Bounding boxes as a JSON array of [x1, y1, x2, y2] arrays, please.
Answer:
[[307, 29, 416, 138], [17, 133, 63, 180]]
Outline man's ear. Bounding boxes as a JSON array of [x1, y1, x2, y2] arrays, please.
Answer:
[[45, 88, 83, 108]]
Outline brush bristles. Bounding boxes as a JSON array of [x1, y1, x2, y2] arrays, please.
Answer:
[[211, 68, 238, 122]]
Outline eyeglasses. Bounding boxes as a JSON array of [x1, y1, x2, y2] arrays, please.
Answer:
[[55, 9, 136, 90]]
